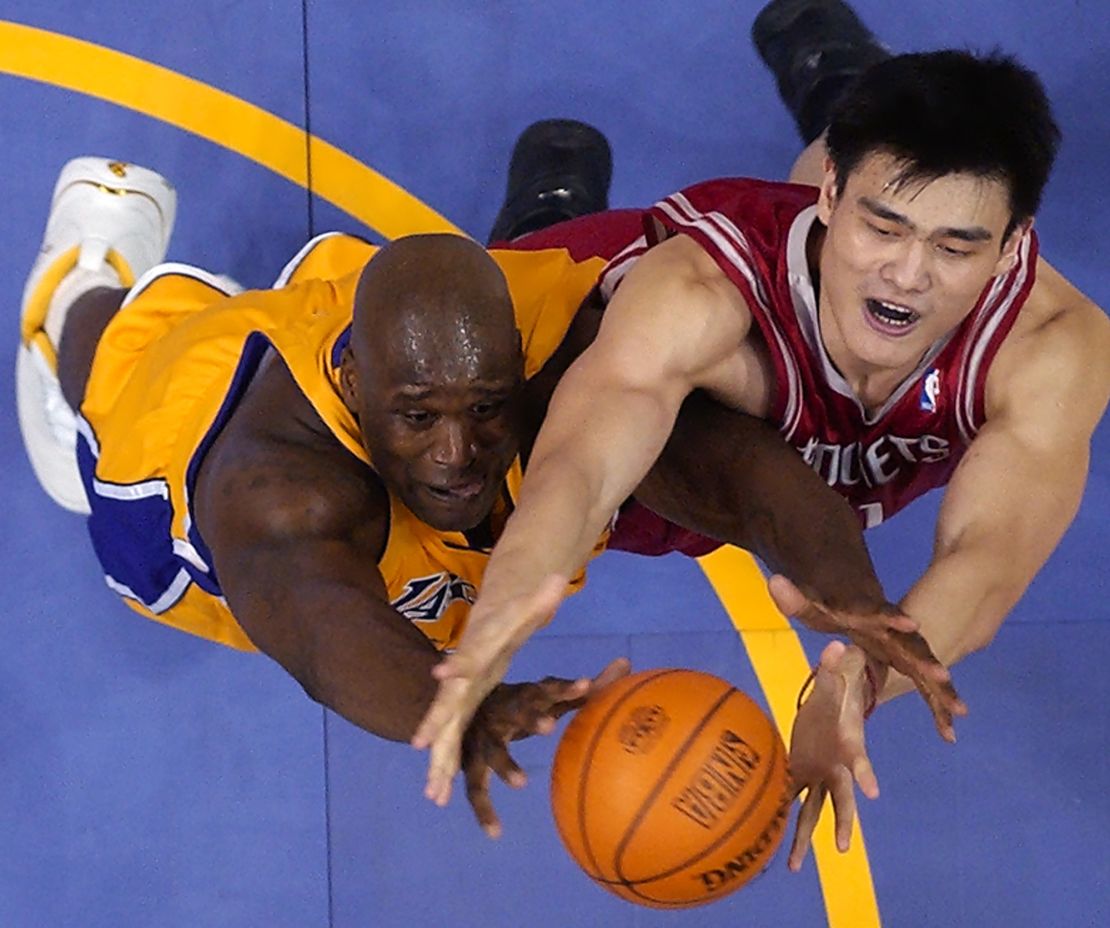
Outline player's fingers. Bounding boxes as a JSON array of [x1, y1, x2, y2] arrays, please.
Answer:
[[592, 656, 632, 689], [484, 740, 527, 789], [767, 574, 809, 617], [923, 673, 966, 721], [898, 662, 963, 743], [533, 715, 557, 735], [788, 785, 826, 872], [463, 758, 501, 839], [411, 698, 453, 750], [828, 768, 857, 853], [431, 643, 499, 682], [540, 678, 592, 719], [412, 677, 476, 749], [794, 603, 840, 635], [884, 612, 919, 633], [927, 690, 957, 744], [424, 726, 464, 806], [936, 677, 968, 716], [889, 630, 951, 682], [544, 656, 631, 718], [817, 639, 849, 672], [848, 746, 879, 800]]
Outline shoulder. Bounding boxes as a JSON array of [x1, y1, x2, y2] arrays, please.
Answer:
[[195, 353, 390, 558], [985, 257, 1110, 445], [606, 234, 755, 341]]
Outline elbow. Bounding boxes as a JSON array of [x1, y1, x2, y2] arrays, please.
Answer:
[[246, 614, 330, 708], [962, 622, 1000, 657], [957, 591, 1018, 660], [294, 658, 328, 708]]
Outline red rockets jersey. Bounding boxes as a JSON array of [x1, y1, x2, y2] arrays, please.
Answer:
[[607, 178, 1038, 528]]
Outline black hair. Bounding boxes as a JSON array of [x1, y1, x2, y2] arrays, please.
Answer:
[[826, 50, 1061, 238]]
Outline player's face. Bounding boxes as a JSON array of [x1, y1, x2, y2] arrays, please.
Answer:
[[815, 152, 1026, 381], [342, 337, 523, 533]]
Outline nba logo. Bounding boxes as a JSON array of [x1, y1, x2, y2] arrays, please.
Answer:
[[920, 368, 941, 412]]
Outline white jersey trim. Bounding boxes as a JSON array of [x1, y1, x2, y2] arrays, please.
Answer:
[[92, 475, 170, 502], [122, 262, 238, 308], [954, 232, 1033, 444], [598, 235, 648, 299], [273, 231, 346, 288], [75, 413, 101, 459], [105, 567, 192, 615], [652, 192, 803, 439]]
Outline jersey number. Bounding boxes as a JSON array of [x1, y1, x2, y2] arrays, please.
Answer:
[[859, 502, 885, 529]]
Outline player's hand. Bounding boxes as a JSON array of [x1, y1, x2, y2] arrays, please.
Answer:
[[411, 574, 571, 809], [461, 657, 631, 838], [786, 641, 877, 872], [768, 574, 967, 741]]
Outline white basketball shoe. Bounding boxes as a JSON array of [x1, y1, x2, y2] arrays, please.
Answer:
[[16, 157, 177, 514]]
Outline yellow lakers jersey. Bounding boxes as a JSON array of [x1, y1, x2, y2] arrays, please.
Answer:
[[77, 232, 607, 650]]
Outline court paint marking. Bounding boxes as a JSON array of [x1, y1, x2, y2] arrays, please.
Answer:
[[699, 547, 882, 927], [0, 20, 461, 240], [1, 19, 879, 924]]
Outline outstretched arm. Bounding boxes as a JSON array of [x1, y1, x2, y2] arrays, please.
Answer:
[[881, 280, 1110, 704], [635, 391, 961, 733], [195, 362, 625, 836], [637, 391, 885, 605], [413, 235, 750, 801]]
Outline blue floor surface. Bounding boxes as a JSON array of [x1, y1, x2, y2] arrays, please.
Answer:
[[1, 2, 1107, 926]]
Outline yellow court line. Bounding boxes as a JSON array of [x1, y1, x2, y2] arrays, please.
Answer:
[[1, 18, 880, 924], [698, 546, 882, 928], [0, 20, 462, 241]]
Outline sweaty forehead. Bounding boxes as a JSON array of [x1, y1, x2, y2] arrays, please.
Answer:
[[372, 305, 521, 389]]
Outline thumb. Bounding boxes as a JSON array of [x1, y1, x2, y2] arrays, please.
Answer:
[[768, 574, 809, 618]]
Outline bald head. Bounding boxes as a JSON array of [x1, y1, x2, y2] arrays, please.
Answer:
[[340, 234, 525, 531], [351, 234, 519, 379]]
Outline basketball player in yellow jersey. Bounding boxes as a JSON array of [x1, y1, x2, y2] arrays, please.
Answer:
[[18, 138, 949, 835], [18, 157, 633, 837]]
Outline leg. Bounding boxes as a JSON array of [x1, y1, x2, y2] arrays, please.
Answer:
[[57, 286, 128, 409], [752, 0, 890, 144], [788, 135, 829, 186], [17, 157, 176, 512], [487, 119, 613, 244]]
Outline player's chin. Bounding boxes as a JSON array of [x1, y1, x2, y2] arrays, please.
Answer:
[[849, 326, 930, 371], [410, 484, 497, 533]]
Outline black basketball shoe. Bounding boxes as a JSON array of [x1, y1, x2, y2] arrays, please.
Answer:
[[752, 0, 891, 143], [487, 119, 613, 244]]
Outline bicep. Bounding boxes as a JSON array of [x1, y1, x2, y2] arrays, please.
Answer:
[[216, 531, 391, 662], [938, 302, 1109, 565], [935, 415, 1090, 578], [532, 236, 751, 468], [196, 447, 411, 675]]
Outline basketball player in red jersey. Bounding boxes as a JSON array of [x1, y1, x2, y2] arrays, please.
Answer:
[[414, 10, 1110, 867]]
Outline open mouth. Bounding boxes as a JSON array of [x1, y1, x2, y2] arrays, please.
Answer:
[[864, 298, 921, 335], [424, 479, 485, 504]]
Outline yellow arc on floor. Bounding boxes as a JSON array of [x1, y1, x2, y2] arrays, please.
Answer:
[[1, 19, 881, 926]]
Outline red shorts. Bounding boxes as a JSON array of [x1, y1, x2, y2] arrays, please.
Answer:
[[607, 500, 722, 558]]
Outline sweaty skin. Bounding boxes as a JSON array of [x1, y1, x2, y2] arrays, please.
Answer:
[[55, 231, 950, 837], [413, 150, 1110, 840]]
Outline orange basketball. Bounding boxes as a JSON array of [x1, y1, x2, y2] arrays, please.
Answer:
[[550, 668, 790, 909]]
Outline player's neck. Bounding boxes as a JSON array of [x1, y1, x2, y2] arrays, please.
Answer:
[[818, 303, 929, 411], [807, 225, 927, 412]]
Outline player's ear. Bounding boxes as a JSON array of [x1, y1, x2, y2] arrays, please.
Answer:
[[338, 345, 360, 414], [815, 155, 839, 225], [994, 217, 1032, 276]]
